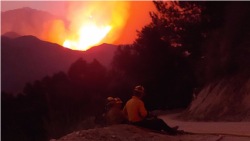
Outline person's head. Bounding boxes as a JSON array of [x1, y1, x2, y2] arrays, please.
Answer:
[[106, 97, 122, 109], [133, 85, 145, 99]]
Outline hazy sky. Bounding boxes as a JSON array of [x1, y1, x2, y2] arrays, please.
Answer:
[[1, 1, 67, 16]]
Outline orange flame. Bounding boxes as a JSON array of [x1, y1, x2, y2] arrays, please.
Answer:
[[63, 24, 112, 50], [43, 1, 156, 51], [42, 1, 130, 51]]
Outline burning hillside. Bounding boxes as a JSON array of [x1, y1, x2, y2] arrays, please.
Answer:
[[44, 1, 158, 51], [1, 1, 156, 51]]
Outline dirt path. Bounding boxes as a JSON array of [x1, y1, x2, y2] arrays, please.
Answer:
[[54, 110, 250, 141], [157, 110, 250, 141]]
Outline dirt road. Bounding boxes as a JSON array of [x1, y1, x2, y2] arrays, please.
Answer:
[[55, 110, 250, 141], [157, 109, 250, 141]]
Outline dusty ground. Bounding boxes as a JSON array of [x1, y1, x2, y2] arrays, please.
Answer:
[[53, 110, 250, 141], [158, 109, 250, 140], [156, 109, 250, 135]]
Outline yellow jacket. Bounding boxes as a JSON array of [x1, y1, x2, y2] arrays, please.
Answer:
[[123, 96, 148, 122]]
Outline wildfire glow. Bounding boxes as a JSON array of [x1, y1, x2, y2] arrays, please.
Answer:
[[42, 1, 156, 51], [60, 1, 130, 51], [63, 24, 112, 50]]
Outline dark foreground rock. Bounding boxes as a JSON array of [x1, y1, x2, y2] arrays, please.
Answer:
[[52, 124, 250, 141]]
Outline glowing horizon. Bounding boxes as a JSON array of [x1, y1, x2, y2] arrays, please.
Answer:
[[2, 1, 157, 51]]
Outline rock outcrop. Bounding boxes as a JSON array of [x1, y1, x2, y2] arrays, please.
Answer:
[[178, 72, 250, 121]]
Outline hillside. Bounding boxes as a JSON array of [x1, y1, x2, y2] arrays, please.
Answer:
[[1, 7, 69, 40], [1, 31, 21, 38], [177, 72, 250, 122], [173, 2, 250, 122], [1, 35, 117, 93]]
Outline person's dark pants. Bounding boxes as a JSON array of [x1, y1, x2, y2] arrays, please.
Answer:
[[132, 118, 176, 135]]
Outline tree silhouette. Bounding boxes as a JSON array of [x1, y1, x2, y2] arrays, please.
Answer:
[[68, 58, 88, 86], [111, 1, 230, 109]]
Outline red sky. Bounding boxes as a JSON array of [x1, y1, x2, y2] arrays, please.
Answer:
[[1, 1, 157, 48]]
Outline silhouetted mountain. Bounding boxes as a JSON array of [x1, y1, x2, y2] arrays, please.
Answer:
[[1, 7, 69, 40], [2, 31, 21, 38], [1, 35, 117, 93]]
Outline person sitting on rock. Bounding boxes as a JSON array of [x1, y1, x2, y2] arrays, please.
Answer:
[[105, 97, 128, 125], [123, 85, 183, 135]]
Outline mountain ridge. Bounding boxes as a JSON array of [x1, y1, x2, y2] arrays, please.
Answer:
[[1, 35, 117, 93], [1, 7, 69, 40]]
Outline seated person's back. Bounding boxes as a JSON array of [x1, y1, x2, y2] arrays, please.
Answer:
[[123, 96, 147, 122], [123, 85, 181, 135], [105, 97, 127, 125]]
